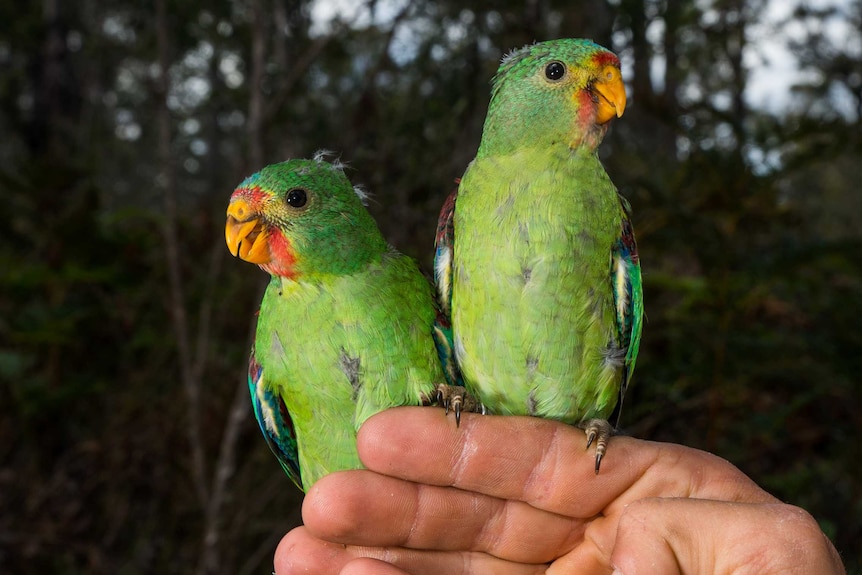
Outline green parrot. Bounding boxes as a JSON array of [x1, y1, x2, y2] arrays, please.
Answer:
[[225, 155, 446, 490], [435, 38, 643, 472]]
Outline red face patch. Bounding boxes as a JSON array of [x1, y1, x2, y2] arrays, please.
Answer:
[[591, 51, 621, 70], [576, 90, 597, 127], [232, 184, 269, 208], [262, 227, 300, 279]]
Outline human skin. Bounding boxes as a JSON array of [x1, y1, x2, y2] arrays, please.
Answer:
[[273, 407, 847, 575]]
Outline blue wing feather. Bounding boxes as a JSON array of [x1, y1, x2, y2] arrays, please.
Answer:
[[432, 186, 463, 387], [248, 349, 303, 490], [611, 198, 644, 425]]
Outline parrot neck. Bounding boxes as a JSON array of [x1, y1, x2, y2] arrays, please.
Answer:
[[272, 246, 395, 294], [477, 91, 609, 158], [296, 236, 387, 278]]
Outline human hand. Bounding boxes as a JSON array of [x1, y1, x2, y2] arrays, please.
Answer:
[[274, 407, 846, 575]]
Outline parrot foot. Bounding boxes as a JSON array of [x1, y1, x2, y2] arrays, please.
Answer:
[[434, 384, 485, 427], [580, 418, 615, 474]]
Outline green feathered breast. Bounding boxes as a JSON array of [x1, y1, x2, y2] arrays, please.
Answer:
[[453, 145, 628, 422], [254, 251, 441, 488]]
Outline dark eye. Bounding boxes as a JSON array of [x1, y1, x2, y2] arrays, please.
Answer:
[[544, 61, 566, 81], [286, 188, 307, 208]]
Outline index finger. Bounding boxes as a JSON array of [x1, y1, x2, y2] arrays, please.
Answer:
[[357, 407, 776, 519]]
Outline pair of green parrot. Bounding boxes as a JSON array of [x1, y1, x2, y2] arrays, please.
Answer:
[[224, 38, 644, 491]]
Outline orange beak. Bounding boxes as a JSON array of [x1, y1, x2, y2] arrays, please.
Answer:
[[592, 65, 627, 124], [225, 198, 271, 264]]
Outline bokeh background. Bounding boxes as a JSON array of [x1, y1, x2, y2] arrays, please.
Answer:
[[1, 0, 860, 573]]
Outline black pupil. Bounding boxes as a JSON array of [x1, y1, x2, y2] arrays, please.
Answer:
[[286, 189, 307, 207], [545, 61, 565, 80]]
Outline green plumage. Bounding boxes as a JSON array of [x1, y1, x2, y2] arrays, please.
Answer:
[[435, 39, 643, 467], [456, 146, 626, 418], [227, 156, 443, 490]]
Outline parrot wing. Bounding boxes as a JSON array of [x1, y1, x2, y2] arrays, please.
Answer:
[[611, 196, 644, 425], [432, 186, 460, 387], [248, 348, 302, 489]]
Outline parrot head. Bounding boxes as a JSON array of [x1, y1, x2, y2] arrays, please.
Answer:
[[480, 38, 627, 154], [225, 155, 386, 279]]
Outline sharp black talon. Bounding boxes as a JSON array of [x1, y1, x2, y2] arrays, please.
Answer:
[[585, 431, 596, 450], [594, 453, 603, 474], [455, 403, 462, 427]]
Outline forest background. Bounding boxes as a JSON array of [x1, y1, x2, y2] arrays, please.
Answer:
[[1, 0, 860, 573]]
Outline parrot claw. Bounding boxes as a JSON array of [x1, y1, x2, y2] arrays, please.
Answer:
[[434, 384, 485, 427], [580, 418, 615, 474]]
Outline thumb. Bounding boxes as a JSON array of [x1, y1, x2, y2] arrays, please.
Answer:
[[610, 498, 845, 575]]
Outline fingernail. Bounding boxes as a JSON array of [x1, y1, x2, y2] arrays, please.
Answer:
[[612, 569, 623, 575]]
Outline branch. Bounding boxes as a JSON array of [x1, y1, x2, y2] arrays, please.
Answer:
[[197, 324, 255, 575], [154, 0, 209, 507], [262, 0, 378, 125], [247, 0, 266, 169]]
